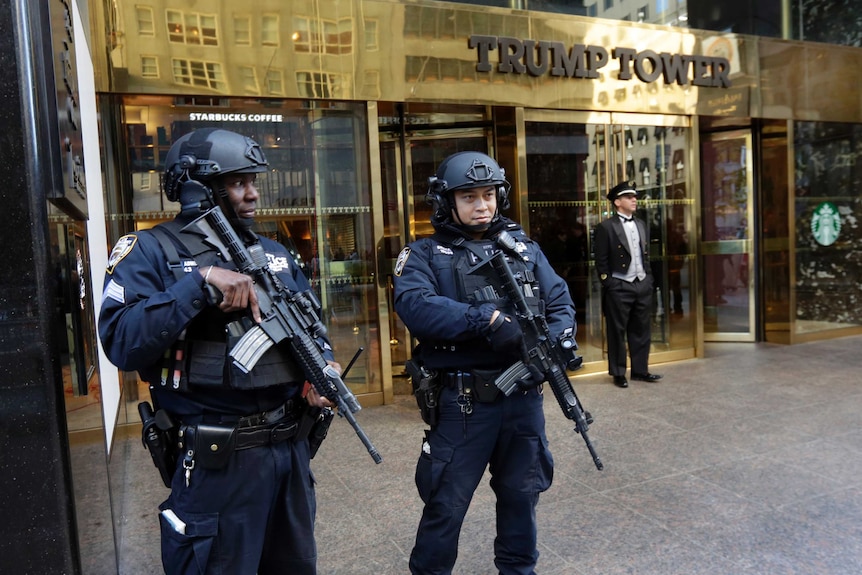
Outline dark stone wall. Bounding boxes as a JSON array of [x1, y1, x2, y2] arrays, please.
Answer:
[[794, 121, 862, 323], [0, 0, 78, 572]]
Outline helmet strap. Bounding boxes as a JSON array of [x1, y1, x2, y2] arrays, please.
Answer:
[[462, 223, 491, 234], [451, 203, 465, 227], [450, 205, 496, 235], [212, 182, 256, 239]]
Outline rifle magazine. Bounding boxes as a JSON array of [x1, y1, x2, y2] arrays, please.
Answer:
[[495, 361, 533, 396], [230, 325, 274, 372]]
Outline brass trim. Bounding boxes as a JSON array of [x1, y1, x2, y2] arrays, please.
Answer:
[[366, 101, 394, 404], [609, 113, 691, 128], [515, 107, 528, 235], [701, 240, 751, 254], [524, 109, 611, 125], [786, 120, 798, 340], [689, 116, 705, 357]]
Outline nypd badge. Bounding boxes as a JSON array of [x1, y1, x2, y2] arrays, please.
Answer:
[[107, 235, 138, 274], [394, 247, 411, 277]]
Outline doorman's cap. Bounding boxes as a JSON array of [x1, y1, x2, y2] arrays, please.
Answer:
[[608, 181, 638, 201]]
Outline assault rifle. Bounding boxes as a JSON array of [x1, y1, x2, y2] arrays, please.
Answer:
[[182, 181, 382, 464], [487, 231, 603, 471]]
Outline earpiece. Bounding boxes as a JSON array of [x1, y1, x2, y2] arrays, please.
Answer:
[[426, 176, 452, 223], [178, 179, 214, 214], [164, 154, 198, 202]]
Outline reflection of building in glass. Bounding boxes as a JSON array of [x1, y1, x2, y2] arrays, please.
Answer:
[[116, 1, 387, 99], [582, 124, 686, 200], [584, 0, 689, 26]]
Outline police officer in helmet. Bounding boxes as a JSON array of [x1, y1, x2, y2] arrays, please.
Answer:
[[393, 151, 577, 574], [99, 128, 335, 575]]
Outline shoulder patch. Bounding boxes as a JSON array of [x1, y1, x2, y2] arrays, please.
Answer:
[[266, 252, 292, 273], [394, 246, 411, 277], [106, 235, 138, 274], [103, 278, 125, 304]]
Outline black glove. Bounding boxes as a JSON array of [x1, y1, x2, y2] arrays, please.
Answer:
[[488, 313, 523, 353], [516, 364, 546, 391]]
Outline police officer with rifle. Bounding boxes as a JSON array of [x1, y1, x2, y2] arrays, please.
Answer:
[[99, 128, 374, 574], [394, 151, 594, 575]]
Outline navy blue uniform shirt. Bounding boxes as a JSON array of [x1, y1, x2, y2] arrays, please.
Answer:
[[393, 218, 575, 371], [99, 219, 332, 417]]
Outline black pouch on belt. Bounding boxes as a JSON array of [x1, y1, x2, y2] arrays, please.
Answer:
[[471, 369, 502, 403], [138, 402, 178, 488], [296, 405, 334, 458], [193, 423, 237, 469], [309, 407, 335, 458], [406, 358, 441, 426]]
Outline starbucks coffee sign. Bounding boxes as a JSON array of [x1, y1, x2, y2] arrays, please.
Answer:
[[811, 202, 841, 246], [469, 35, 732, 88]]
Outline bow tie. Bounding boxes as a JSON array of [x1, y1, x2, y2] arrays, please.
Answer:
[[620, 215, 634, 223]]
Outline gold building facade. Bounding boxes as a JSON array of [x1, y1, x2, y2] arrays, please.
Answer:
[[88, 0, 862, 414], [10, 1, 856, 571]]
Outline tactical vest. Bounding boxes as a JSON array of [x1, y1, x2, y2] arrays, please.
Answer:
[[445, 234, 543, 322], [150, 220, 305, 392]]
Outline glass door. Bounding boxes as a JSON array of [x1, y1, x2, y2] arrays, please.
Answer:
[[701, 130, 756, 341], [523, 115, 605, 362], [524, 111, 696, 370], [377, 104, 491, 387]]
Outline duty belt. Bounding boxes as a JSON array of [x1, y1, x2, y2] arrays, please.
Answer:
[[235, 420, 299, 450], [441, 369, 503, 403], [441, 367, 542, 402], [180, 400, 302, 454], [177, 414, 302, 480], [441, 370, 471, 388], [229, 399, 302, 449], [440, 369, 502, 388], [236, 399, 297, 428], [180, 399, 297, 427]]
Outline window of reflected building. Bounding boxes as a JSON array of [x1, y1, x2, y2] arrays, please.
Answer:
[[234, 15, 251, 46], [262, 14, 280, 47]]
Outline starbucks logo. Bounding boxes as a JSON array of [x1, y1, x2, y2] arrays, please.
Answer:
[[810, 202, 841, 246]]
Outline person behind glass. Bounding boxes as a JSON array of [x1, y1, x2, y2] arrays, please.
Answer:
[[98, 128, 337, 575], [666, 217, 689, 316], [594, 180, 663, 388], [394, 151, 576, 575]]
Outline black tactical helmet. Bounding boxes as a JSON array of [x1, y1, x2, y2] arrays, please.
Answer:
[[426, 151, 511, 225], [163, 128, 268, 202]]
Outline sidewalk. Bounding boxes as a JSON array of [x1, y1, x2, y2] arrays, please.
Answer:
[[119, 335, 862, 574]]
